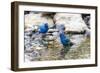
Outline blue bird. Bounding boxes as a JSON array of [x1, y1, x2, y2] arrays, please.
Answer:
[[31, 23, 48, 41], [59, 32, 70, 46], [59, 32, 73, 54], [38, 23, 49, 33], [31, 23, 49, 45]]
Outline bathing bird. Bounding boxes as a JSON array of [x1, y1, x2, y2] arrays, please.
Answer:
[[59, 32, 70, 46], [38, 23, 49, 33], [31, 23, 49, 46], [31, 23, 48, 39], [59, 31, 73, 54]]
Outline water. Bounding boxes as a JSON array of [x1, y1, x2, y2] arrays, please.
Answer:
[[24, 32, 90, 61]]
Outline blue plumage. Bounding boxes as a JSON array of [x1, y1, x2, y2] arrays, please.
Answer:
[[39, 23, 49, 33], [59, 32, 73, 56], [59, 32, 70, 46]]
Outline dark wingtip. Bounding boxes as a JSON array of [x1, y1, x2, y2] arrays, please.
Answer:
[[69, 42, 74, 46]]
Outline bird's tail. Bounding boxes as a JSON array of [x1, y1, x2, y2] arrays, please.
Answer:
[[63, 42, 73, 53]]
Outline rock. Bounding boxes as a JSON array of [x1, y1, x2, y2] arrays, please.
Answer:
[[52, 32, 59, 39], [45, 35, 54, 40], [81, 14, 90, 29], [48, 29, 59, 33], [25, 50, 40, 61], [85, 28, 90, 37], [54, 13, 88, 32], [25, 12, 54, 28], [24, 27, 33, 36], [70, 34, 86, 49]]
